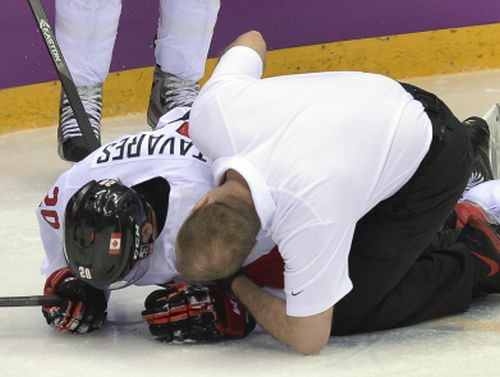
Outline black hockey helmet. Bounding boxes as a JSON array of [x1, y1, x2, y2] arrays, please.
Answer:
[[63, 179, 154, 290]]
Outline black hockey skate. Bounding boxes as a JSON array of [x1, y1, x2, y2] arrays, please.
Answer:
[[463, 116, 494, 194], [58, 84, 103, 162], [146, 65, 199, 130]]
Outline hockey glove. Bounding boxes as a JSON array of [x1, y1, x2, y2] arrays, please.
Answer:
[[142, 282, 255, 343], [42, 267, 107, 334]]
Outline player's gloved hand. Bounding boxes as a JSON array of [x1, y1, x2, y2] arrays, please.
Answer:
[[142, 282, 255, 343], [42, 267, 107, 334]]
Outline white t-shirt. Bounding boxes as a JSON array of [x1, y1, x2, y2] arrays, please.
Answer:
[[37, 107, 275, 286], [190, 46, 433, 317]]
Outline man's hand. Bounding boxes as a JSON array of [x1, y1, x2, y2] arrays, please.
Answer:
[[142, 282, 255, 343], [42, 268, 107, 334]]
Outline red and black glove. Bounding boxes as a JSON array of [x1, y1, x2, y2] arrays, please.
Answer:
[[142, 282, 255, 343], [42, 267, 108, 334]]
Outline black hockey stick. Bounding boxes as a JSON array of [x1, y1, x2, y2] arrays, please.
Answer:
[[27, 0, 100, 155], [0, 295, 64, 307]]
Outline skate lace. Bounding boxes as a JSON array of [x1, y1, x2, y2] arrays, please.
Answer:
[[463, 160, 492, 196], [162, 72, 199, 110], [466, 171, 486, 192], [59, 84, 103, 141]]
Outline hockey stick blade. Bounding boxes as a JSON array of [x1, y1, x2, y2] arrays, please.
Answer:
[[0, 295, 64, 307], [27, 0, 100, 157]]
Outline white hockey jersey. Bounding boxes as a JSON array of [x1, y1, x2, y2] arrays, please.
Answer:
[[37, 108, 275, 286], [463, 179, 500, 223]]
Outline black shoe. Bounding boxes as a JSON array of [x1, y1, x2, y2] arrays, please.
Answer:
[[458, 216, 500, 293], [463, 117, 494, 194], [147, 65, 199, 130], [58, 136, 98, 163], [58, 84, 103, 162]]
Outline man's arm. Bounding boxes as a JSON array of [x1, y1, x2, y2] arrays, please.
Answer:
[[221, 30, 267, 65], [231, 275, 333, 355]]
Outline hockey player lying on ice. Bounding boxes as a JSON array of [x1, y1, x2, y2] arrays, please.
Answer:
[[38, 29, 500, 354], [37, 110, 500, 352]]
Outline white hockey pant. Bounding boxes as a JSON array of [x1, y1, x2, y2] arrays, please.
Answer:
[[55, 0, 220, 86]]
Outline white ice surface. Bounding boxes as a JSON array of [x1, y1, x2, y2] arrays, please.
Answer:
[[1, 69, 500, 377]]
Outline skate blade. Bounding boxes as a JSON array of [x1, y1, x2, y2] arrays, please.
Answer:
[[483, 104, 500, 179]]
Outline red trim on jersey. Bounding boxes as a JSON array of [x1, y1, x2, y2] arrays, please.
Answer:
[[176, 122, 190, 138], [243, 246, 284, 289]]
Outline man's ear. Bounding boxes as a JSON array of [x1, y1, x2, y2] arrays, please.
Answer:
[[192, 194, 211, 212], [193, 186, 226, 212], [140, 221, 154, 242]]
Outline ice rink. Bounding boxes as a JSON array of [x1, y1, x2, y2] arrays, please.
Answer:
[[1, 69, 500, 377]]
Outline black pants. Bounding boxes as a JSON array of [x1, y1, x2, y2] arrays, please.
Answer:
[[332, 84, 476, 335]]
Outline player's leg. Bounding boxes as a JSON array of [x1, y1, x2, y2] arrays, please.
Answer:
[[425, 195, 500, 252], [423, 117, 498, 250], [55, 0, 122, 161], [147, 0, 220, 129], [332, 85, 481, 335]]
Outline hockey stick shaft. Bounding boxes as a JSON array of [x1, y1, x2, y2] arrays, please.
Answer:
[[0, 295, 64, 307], [27, 0, 100, 153]]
